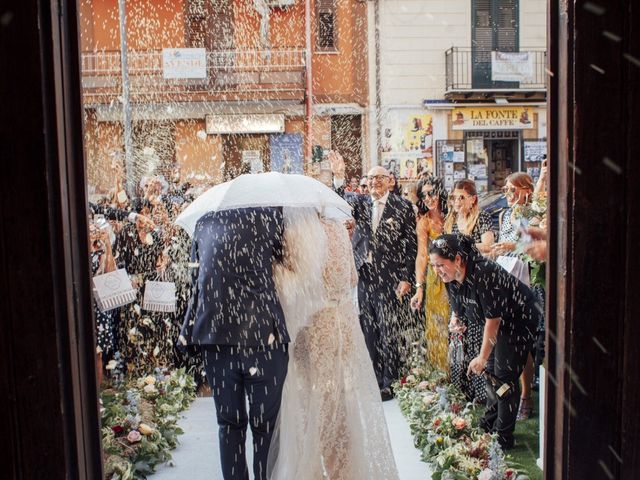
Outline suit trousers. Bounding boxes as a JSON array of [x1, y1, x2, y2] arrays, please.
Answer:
[[480, 334, 532, 448], [358, 264, 402, 390], [203, 344, 289, 480]]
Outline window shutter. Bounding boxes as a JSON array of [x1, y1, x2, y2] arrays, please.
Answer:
[[317, 0, 337, 51], [496, 0, 518, 52]]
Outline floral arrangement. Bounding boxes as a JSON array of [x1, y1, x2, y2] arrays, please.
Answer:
[[100, 366, 196, 479], [394, 364, 530, 480]]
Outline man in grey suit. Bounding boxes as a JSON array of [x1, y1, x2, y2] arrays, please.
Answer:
[[329, 152, 417, 401]]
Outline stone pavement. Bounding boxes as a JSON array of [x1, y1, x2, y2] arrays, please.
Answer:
[[153, 397, 432, 479]]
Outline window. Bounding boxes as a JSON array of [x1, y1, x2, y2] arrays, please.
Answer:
[[317, 0, 337, 51], [472, 0, 519, 88]]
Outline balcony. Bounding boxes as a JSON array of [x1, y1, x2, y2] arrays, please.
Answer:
[[80, 49, 306, 104], [444, 47, 547, 101]]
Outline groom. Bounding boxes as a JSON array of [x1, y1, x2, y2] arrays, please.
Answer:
[[180, 207, 290, 480]]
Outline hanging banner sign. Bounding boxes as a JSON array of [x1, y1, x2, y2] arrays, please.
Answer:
[[163, 48, 207, 79], [491, 51, 534, 82], [451, 107, 534, 130]]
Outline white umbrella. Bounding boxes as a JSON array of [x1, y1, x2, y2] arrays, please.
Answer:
[[175, 172, 352, 236]]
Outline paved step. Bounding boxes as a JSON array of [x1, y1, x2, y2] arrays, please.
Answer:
[[152, 397, 432, 479]]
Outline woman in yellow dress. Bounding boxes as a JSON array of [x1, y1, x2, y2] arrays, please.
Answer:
[[410, 177, 450, 372]]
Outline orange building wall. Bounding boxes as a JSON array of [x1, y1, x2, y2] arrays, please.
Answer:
[[84, 112, 125, 194], [80, 0, 185, 51], [175, 121, 224, 185], [311, 0, 368, 106]]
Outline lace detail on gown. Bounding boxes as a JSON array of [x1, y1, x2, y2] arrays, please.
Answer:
[[268, 215, 399, 480]]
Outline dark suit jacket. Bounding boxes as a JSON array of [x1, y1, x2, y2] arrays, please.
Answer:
[[340, 188, 417, 291], [180, 207, 290, 348]]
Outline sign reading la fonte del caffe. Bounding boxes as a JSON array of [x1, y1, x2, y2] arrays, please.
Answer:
[[451, 107, 535, 130]]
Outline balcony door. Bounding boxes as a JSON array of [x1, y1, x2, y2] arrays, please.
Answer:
[[472, 0, 519, 89]]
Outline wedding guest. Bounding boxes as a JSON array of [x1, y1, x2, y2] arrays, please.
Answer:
[[358, 177, 369, 195], [345, 176, 360, 192], [444, 179, 494, 254], [490, 172, 537, 258], [489, 172, 540, 420], [443, 179, 494, 402], [329, 151, 417, 401], [429, 234, 539, 450], [113, 199, 173, 376], [89, 218, 118, 385], [410, 177, 450, 372], [388, 172, 402, 195]]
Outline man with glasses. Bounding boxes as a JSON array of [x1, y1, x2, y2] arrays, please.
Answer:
[[329, 151, 417, 401]]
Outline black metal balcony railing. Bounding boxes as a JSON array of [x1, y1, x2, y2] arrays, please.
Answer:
[[445, 47, 547, 91], [80, 49, 306, 97]]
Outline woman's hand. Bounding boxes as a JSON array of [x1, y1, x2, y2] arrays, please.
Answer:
[[449, 315, 466, 334], [467, 356, 488, 376], [491, 241, 516, 257], [410, 288, 423, 311]]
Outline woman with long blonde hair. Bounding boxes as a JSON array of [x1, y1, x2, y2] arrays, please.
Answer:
[[444, 179, 494, 254], [443, 179, 494, 402]]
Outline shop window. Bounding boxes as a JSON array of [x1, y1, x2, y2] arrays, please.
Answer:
[[317, 0, 337, 52]]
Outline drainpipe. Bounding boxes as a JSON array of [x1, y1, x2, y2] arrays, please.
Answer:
[[118, 0, 135, 197], [305, 0, 313, 166], [374, 0, 381, 167]]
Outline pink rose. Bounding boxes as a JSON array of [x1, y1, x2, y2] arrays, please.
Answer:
[[452, 417, 466, 430], [127, 430, 142, 443]]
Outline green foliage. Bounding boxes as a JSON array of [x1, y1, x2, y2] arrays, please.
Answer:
[[100, 368, 196, 479], [394, 363, 533, 480]]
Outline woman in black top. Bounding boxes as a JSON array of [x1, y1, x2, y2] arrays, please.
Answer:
[[429, 234, 539, 450]]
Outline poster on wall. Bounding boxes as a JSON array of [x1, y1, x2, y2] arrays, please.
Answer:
[[381, 111, 434, 178], [242, 150, 263, 174], [270, 134, 303, 174], [524, 141, 547, 162], [381, 151, 432, 179]]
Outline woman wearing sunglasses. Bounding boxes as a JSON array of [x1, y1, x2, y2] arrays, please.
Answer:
[[444, 179, 494, 254], [410, 177, 450, 372], [429, 234, 540, 450], [490, 172, 536, 258], [443, 179, 495, 402]]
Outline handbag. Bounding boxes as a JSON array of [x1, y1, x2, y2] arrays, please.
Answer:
[[143, 280, 177, 313], [496, 255, 530, 286], [92, 268, 137, 312]]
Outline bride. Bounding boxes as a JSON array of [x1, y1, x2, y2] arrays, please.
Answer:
[[268, 208, 399, 480]]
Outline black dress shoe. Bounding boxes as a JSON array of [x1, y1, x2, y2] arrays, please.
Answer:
[[380, 387, 394, 402]]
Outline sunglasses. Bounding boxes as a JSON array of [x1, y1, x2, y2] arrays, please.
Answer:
[[449, 194, 471, 202], [501, 186, 518, 194], [433, 238, 449, 249], [424, 189, 438, 197]]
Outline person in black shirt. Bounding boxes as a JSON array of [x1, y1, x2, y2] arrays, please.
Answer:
[[429, 233, 540, 449]]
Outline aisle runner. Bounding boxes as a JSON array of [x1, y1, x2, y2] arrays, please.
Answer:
[[152, 397, 432, 480]]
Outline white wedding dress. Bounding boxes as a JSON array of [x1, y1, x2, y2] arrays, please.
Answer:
[[268, 209, 399, 480]]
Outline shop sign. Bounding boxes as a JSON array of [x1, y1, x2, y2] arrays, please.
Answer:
[[162, 48, 207, 79], [206, 114, 285, 134], [451, 107, 534, 130]]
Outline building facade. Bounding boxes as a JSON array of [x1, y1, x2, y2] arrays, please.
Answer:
[[373, 0, 547, 193], [79, 0, 369, 194]]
